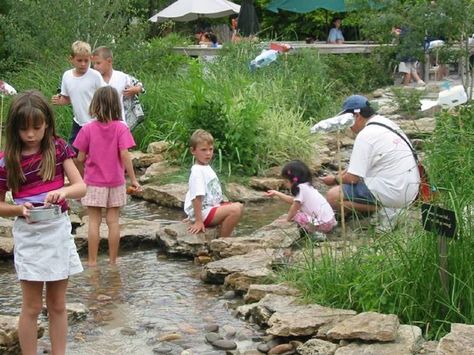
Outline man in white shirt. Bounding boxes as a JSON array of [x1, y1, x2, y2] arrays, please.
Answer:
[[321, 95, 420, 228]]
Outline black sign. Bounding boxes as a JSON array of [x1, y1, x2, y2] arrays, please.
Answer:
[[421, 203, 457, 238]]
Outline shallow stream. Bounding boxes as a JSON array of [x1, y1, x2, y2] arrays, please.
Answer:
[[0, 199, 287, 354]]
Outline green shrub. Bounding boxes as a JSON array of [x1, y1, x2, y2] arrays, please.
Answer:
[[391, 87, 423, 117], [324, 52, 394, 93]]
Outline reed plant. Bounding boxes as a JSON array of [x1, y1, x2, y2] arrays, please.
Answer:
[[275, 104, 474, 340]]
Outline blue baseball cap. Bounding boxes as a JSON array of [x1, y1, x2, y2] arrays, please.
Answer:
[[341, 95, 370, 113]]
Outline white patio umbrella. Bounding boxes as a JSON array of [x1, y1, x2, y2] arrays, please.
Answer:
[[149, 0, 240, 22]]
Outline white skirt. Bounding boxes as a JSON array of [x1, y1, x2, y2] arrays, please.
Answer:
[[13, 213, 83, 281]]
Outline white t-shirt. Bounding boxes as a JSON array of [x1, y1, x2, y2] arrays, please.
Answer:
[[294, 183, 335, 225], [184, 164, 223, 221], [108, 70, 131, 122], [348, 115, 420, 208], [60, 68, 106, 126]]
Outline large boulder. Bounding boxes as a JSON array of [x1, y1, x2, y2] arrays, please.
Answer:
[[156, 221, 218, 257], [334, 324, 423, 355], [74, 217, 161, 252], [201, 249, 276, 285], [437, 323, 474, 354], [210, 216, 299, 258], [327, 311, 400, 342], [139, 183, 187, 208]]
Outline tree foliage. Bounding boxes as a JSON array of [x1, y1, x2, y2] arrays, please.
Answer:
[[0, 0, 149, 71]]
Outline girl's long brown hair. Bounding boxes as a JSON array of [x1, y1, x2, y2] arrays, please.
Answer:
[[5, 90, 57, 193], [89, 86, 122, 123]]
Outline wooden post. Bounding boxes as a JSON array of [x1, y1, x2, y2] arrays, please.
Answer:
[[438, 235, 449, 296], [424, 51, 430, 83]]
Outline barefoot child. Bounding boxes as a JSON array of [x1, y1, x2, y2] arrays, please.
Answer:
[[73, 86, 141, 266], [0, 90, 86, 354], [266, 160, 336, 238], [184, 129, 243, 237]]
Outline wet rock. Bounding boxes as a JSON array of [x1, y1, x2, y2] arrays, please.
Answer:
[[210, 217, 299, 258], [257, 342, 271, 353], [140, 183, 187, 208], [235, 328, 254, 341], [297, 338, 338, 355], [205, 332, 221, 343], [153, 342, 184, 354], [0, 217, 14, 238], [201, 249, 275, 285], [195, 255, 212, 264], [225, 183, 267, 203], [221, 290, 236, 299], [211, 339, 237, 350], [157, 221, 218, 257], [236, 294, 300, 326], [327, 311, 400, 342], [96, 294, 112, 301], [74, 217, 161, 252], [66, 302, 88, 322], [153, 344, 172, 353], [120, 327, 137, 336], [249, 177, 286, 191], [0, 315, 44, 354], [224, 268, 275, 292], [268, 343, 294, 354], [222, 324, 236, 339], [203, 324, 219, 333], [334, 324, 423, 355], [437, 323, 474, 354], [0, 236, 14, 259], [242, 350, 264, 355], [244, 283, 301, 303], [159, 332, 182, 342]]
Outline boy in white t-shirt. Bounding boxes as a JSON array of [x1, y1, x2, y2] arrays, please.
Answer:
[[91, 46, 145, 127], [184, 129, 243, 237], [51, 41, 106, 145]]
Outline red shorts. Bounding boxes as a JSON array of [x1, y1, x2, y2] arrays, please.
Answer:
[[203, 202, 231, 227]]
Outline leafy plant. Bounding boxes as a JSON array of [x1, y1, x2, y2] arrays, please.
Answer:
[[391, 87, 423, 117]]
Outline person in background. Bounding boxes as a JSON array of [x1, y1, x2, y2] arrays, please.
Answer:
[[184, 129, 243, 237], [73, 86, 141, 266], [51, 41, 106, 146], [0, 90, 86, 354], [266, 160, 336, 241], [327, 17, 344, 44], [200, 32, 219, 47], [92, 46, 145, 129], [392, 26, 425, 86], [321, 95, 420, 230]]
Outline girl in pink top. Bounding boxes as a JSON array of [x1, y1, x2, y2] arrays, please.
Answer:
[[73, 86, 141, 266], [266, 160, 336, 240]]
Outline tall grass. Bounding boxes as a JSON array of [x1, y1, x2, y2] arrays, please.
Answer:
[[275, 104, 474, 340], [138, 41, 337, 175]]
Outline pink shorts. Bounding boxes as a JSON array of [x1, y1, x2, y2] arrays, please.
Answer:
[[81, 185, 127, 208]]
